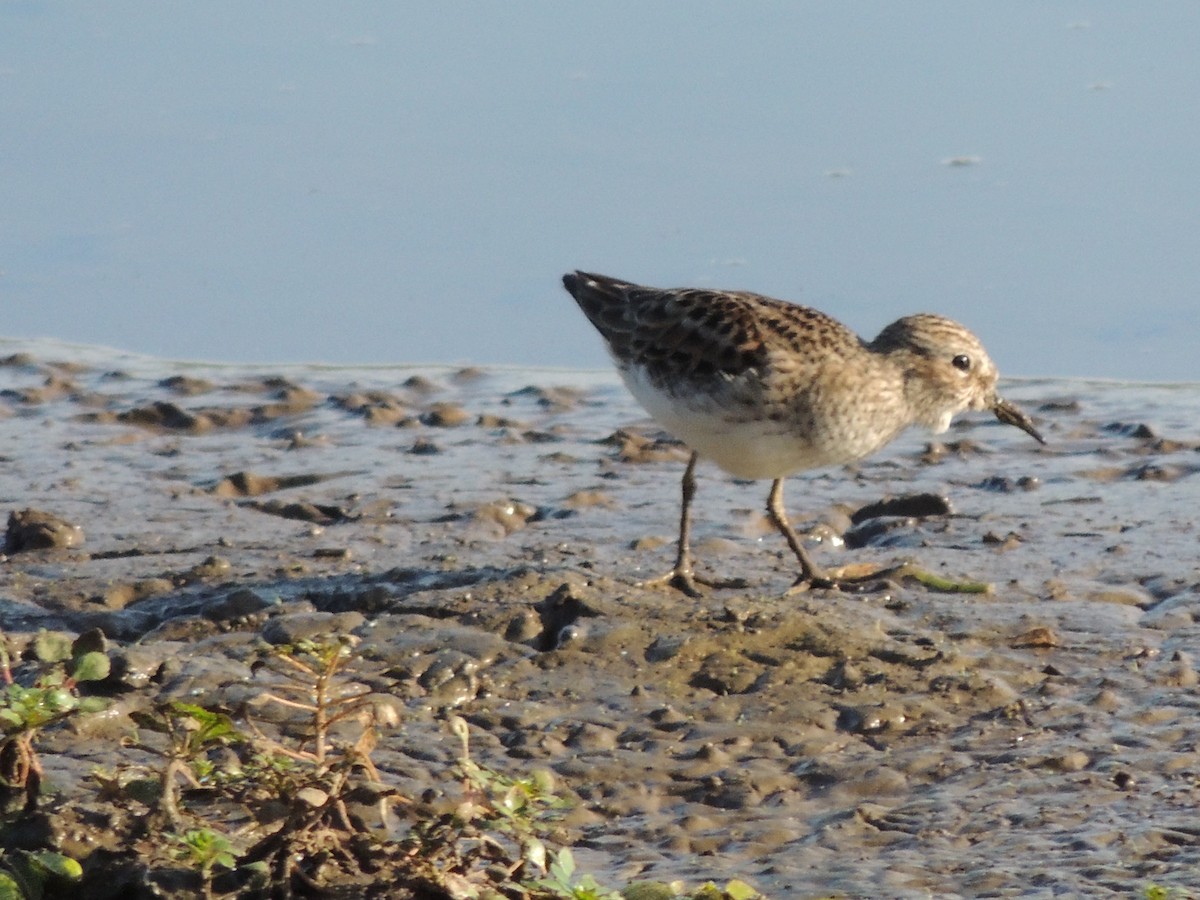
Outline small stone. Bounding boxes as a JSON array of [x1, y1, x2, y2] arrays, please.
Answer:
[[186, 556, 232, 580], [1158, 651, 1199, 687], [240, 499, 354, 525], [420, 402, 471, 427], [158, 375, 214, 396], [261, 611, 365, 645], [118, 401, 208, 432], [1039, 398, 1079, 413], [1103, 421, 1156, 439], [837, 703, 910, 735], [647, 706, 690, 731], [565, 723, 618, 752], [504, 610, 543, 642], [975, 476, 1040, 493], [982, 531, 1024, 550], [409, 438, 440, 455], [312, 547, 351, 560], [466, 499, 537, 537], [645, 635, 687, 663], [1011, 626, 1060, 648], [205, 589, 272, 622], [296, 787, 329, 808], [1049, 751, 1090, 772], [5, 509, 84, 552], [211, 471, 281, 497], [401, 374, 440, 394], [562, 490, 615, 509], [843, 516, 921, 550], [100, 579, 173, 609]]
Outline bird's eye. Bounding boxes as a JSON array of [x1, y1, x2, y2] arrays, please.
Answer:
[[951, 354, 971, 372]]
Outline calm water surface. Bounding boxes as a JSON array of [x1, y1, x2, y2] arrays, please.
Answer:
[[2, 4, 1199, 380]]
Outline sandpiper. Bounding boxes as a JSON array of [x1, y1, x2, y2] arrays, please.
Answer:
[[563, 270, 1045, 596]]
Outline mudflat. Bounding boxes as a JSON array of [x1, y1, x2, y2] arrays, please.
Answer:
[[1, 339, 1198, 897]]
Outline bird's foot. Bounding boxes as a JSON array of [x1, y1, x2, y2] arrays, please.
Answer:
[[785, 562, 901, 595], [640, 567, 749, 598]]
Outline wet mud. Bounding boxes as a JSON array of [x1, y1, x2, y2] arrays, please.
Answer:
[[1, 340, 1200, 896]]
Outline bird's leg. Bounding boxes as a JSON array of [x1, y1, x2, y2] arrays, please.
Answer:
[[640, 452, 746, 597], [769, 480, 894, 592], [766, 478, 832, 591]]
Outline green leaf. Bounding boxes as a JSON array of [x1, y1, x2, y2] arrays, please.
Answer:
[[0, 708, 25, 730], [70, 629, 107, 657], [168, 702, 242, 743], [69, 651, 110, 683], [43, 688, 76, 714], [550, 847, 575, 881], [622, 883, 678, 900], [33, 631, 73, 664], [723, 881, 760, 900], [531, 767, 556, 794], [28, 850, 83, 882], [174, 828, 238, 873], [0, 872, 24, 900], [501, 784, 523, 812]]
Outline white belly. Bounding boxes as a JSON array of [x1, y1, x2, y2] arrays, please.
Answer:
[[620, 366, 844, 479]]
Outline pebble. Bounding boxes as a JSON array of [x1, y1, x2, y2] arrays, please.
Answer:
[[1049, 751, 1091, 772], [5, 508, 84, 552], [260, 611, 366, 645], [420, 402, 472, 427], [409, 437, 441, 455], [204, 588, 273, 622], [158, 375, 215, 396], [565, 723, 619, 752], [1156, 652, 1199, 687]]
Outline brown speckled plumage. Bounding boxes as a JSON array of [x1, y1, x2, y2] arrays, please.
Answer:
[[563, 270, 1044, 595]]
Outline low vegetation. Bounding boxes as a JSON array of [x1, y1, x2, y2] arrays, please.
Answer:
[[0, 631, 767, 899]]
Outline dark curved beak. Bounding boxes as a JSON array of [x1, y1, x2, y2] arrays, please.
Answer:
[[992, 396, 1045, 444]]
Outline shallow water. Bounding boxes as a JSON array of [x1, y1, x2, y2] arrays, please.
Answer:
[[2, 338, 1200, 895], [4, 6, 1200, 380]]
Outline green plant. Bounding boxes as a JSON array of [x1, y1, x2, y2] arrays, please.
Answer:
[[125, 701, 245, 828], [450, 716, 566, 837], [689, 881, 765, 900], [117, 636, 401, 895], [0, 849, 82, 899], [527, 847, 620, 900], [172, 828, 236, 900], [232, 636, 401, 891], [245, 635, 387, 752], [0, 631, 110, 811], [110, 640, 770, 899], [398, 716, 575, 895]]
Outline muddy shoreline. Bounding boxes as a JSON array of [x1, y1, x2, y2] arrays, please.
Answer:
[[1, 340, 1199, 897]]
